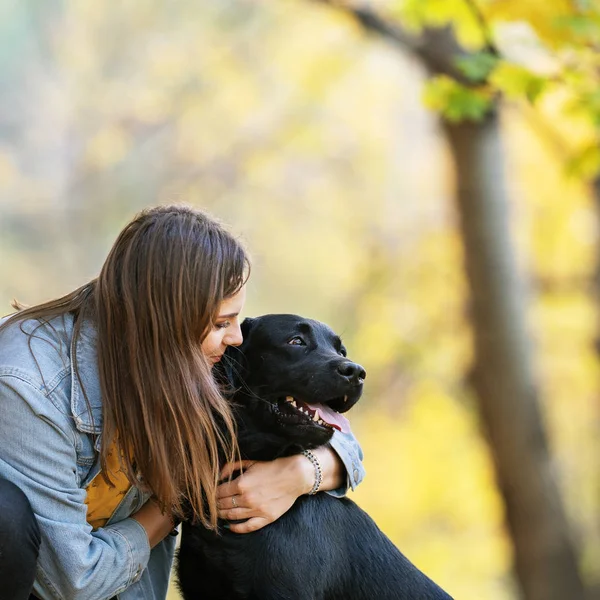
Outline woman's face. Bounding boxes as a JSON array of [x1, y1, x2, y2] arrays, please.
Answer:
[[201, 285, 246, 364]]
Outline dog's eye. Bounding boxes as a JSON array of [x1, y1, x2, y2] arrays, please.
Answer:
[[288, 336, 305, 346], [339, 347, 347, 357]]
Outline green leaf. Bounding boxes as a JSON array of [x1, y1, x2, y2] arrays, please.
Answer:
[[455, 52, 500, 83], [423, 75, 494, 122], [489, 62, 548, 103], [554, 14, 600, 43]]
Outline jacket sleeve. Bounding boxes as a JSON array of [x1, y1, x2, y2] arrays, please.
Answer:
[[0, 372, 151, 600], [326, 428, 365, 498]]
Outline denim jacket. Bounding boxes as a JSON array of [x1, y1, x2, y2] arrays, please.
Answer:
[[0, 314, 365, 600]]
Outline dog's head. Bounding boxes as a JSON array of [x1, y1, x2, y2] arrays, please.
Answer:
[[223, 314, 365, 449]]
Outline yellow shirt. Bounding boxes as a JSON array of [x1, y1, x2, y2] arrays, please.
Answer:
[[85, 440, 132, 530]]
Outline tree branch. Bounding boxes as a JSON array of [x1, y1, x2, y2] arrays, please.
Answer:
[[309, 0, 472, 82], [461, 0, 499, 55]]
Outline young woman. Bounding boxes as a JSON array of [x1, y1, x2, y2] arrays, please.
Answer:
[[0, 205, 364, 600]]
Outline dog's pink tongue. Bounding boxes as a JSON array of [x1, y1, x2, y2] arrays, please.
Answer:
[[314, 404, 352, 434]]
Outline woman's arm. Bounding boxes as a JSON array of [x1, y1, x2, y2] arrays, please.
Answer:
[[0, 375, 153, 600], [130, 498, 177, 548], [216, 430, 365, 533]]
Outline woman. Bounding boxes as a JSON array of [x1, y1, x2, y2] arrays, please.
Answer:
[[0, 205, 364, 600]]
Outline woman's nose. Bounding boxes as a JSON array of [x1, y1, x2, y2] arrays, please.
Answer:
[[225, 323, 243, 347]]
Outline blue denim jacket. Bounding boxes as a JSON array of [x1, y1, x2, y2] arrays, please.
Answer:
[[0, 314, 365, 600]]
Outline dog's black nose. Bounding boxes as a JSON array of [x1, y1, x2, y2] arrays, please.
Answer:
[[337, 361, 366, 384]]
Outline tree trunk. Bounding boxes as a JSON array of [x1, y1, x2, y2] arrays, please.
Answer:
[[307, 3, 587, 595], [443, 113, 585, 600]]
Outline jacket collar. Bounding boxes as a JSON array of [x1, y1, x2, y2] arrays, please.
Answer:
[[70, 317, 103, 435]]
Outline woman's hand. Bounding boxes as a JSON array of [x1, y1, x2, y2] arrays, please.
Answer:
[[217, 446, 345, 534], [131, 497, 177, 548]]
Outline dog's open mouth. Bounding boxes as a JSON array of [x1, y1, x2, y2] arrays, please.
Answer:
[[276, 396, 351, 434]]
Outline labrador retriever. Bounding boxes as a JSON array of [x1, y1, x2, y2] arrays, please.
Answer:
[[177, 314, 453, 600]]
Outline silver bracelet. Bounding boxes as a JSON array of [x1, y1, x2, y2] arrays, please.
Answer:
[[302, 450, 323, 495]]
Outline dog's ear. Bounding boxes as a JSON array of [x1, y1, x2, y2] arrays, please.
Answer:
[[240, 317, 256, 341]]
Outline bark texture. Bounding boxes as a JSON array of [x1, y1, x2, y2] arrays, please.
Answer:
[[443, 114, 585, 600]]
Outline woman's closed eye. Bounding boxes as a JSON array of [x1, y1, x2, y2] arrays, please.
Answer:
[[215, 321, 231, 330]]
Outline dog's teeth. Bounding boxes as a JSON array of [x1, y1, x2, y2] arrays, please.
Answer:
[[285, 396, 299, 408], [343, 395, 348, 403], [313, 412, 319, 422]]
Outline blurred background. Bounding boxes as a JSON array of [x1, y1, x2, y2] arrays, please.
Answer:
[[2, 1, 600, 599]]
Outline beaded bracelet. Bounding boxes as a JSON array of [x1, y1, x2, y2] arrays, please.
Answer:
[[302, 450, 323, 495]]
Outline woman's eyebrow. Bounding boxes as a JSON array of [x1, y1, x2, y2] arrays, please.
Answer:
[[217, 312, 239, 319]]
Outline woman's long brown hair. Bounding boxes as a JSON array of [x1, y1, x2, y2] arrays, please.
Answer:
[[2, 205, 249, 529]]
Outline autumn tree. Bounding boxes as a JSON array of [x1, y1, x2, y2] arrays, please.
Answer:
[[2, 2, 599, 597], [308, 1, 600, 599]]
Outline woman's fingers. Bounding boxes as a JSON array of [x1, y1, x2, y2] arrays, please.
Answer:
[[216, 460, 259, 501], [217, 506, 254, 521], [216, 480, 240, 499], [217, 493, 243, 510], [219, 460, 255, 481], [227, 517, 268, 534], [215, 457, 307, 534]]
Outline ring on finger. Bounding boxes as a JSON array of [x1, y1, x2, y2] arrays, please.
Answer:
[[231, 495, 238, 509]]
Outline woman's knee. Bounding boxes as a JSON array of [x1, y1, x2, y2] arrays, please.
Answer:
[[0, 478, 41, 558]]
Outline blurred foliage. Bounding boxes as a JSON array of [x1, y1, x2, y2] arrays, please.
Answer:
[[376, 0, 600, 181], [423, 75, 494, 122], [1, 1, 600, 599]]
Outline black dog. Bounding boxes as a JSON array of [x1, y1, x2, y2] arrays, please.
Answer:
[[177, 314, 453, 600]]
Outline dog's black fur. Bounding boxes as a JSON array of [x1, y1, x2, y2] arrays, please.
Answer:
[[177, 314, 453, 600]]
